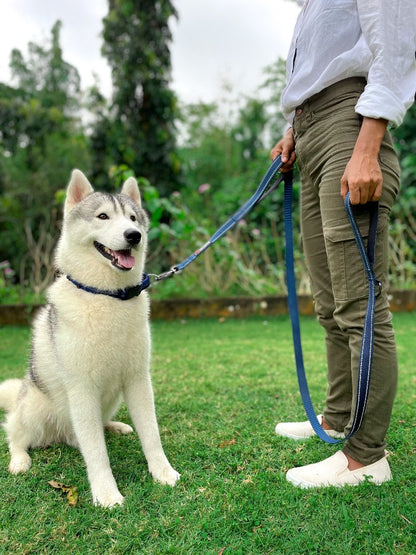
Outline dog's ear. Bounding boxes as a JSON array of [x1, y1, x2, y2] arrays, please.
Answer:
[[121, 177, 141, 208], [65, 170, 94, 213]]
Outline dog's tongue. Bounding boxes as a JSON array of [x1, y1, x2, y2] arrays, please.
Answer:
[[115, 250, 135, 269]]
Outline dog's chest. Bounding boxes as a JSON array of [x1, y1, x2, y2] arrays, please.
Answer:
[[48, 283, 150, 374]]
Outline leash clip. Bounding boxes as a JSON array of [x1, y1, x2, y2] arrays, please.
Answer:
[[148, 268, 178, 283], [374, 279, 382, 298]]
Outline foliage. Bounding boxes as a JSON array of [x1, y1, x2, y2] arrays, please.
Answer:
[[0, 314, 415, 552], [177, 60, 288, 226], [392, 101, 416, 191], [98, 0, 181, 196], [0, 260, 46, 305], [0, 261, 20, 304], [145, 179, 308, 300], [390, 102, 416, 287], [0, 12, 415, 302], [159, 62, 308, 299], [0, 21, 90, 289]]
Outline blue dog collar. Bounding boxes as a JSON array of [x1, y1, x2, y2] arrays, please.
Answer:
[[66, 273, 151, 300]]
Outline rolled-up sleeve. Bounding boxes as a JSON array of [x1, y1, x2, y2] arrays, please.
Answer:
[[355, 0, 416, 126]]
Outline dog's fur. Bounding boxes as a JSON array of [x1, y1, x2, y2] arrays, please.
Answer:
[[0, 170, 179, 507]]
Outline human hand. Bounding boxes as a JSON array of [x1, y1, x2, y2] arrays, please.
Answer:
[[270, 127, 296, 172], [340, 117, 388, 205], [340, 151, 383, 205]]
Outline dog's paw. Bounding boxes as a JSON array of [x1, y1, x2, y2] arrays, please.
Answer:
[[151, 464, 181, 487], [8, 453, 32, 474], [93, 490, 125, 508], [105, 421, 134, 435]]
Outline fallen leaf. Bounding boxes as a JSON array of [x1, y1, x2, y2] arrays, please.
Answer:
[[48, 480, 79, 507], [219, 438, 236, 449], [253, 525, 263, 533]]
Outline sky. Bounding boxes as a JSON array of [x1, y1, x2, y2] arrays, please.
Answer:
[[0, 0, 300, 104]]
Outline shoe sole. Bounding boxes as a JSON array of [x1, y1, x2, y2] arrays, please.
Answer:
[[276, 429, 345, 441], [286, 470, 391, 489]]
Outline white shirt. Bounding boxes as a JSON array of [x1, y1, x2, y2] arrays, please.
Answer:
[[281, 0, 416, 126]]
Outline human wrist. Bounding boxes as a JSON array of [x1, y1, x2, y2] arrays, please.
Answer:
[[354, 117, 388, 157]]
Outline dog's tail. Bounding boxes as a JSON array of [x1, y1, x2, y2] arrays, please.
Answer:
[[0, 379, 22, 413]]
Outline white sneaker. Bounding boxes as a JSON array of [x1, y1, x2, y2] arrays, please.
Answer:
[[286, 451, 392, 488], [275, 415, 345, 440]]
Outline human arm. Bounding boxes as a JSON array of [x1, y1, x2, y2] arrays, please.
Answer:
[[342, 0, 415, 205]]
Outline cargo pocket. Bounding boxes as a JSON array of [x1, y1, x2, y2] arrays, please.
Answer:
[[323, 210, 388, 303]]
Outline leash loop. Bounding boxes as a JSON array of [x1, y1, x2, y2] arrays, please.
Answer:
[[284, 174, 380, 443]]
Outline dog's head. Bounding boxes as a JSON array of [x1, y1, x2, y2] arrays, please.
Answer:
[[56, 170, 149, 286]]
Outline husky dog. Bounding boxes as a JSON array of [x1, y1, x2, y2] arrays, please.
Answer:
[[0, 170, 179, 507]]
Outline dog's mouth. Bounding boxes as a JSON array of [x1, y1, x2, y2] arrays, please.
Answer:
[[94, 241, 135, 271]]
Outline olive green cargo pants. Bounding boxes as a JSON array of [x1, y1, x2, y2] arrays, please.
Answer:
[[293, 78, 400, 465]]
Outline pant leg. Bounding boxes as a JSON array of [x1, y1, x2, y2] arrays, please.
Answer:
[[293, 78, 400, 464], [298, 152, 352, 432]]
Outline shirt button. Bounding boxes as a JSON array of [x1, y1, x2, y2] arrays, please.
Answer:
[[296, 108, 303, 115]]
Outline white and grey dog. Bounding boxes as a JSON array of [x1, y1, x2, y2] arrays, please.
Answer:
[[0, 170, 179, 507]]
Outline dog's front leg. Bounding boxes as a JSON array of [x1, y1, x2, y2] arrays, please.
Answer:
[[67, 390, 124, 508], [124, 376, 180, 486]]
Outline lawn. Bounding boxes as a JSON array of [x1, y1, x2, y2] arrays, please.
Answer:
[[0, 313, 415, 554]]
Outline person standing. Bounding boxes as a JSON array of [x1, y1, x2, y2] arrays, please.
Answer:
[[271, 0, 416, 487]]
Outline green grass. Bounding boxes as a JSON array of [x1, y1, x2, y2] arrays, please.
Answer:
[[0, 313, 415, 554]]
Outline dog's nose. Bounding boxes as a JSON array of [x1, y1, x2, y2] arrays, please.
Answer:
[[124, 229, 142, 246]]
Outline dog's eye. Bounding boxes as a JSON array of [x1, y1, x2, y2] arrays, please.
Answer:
[[97, 213, 109, 220], [130, 215, 136, 222]]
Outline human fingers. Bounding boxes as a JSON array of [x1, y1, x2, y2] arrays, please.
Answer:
[[270, 141, 283, 161], [370, 181, 383, 202], [281, 150, 297, 172], [340, 172, 349, 201]]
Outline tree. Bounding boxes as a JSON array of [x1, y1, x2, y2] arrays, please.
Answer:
[[0, 21, 90, 292], [98, 0, 181, 196]]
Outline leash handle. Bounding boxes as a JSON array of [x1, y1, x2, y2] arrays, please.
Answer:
[[284, 177, 379, 443]]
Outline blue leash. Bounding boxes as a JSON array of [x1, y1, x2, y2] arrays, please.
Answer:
[[283, 170, 380, 443], [150, 155, 284, 281], [149, 159, 378, 443]]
